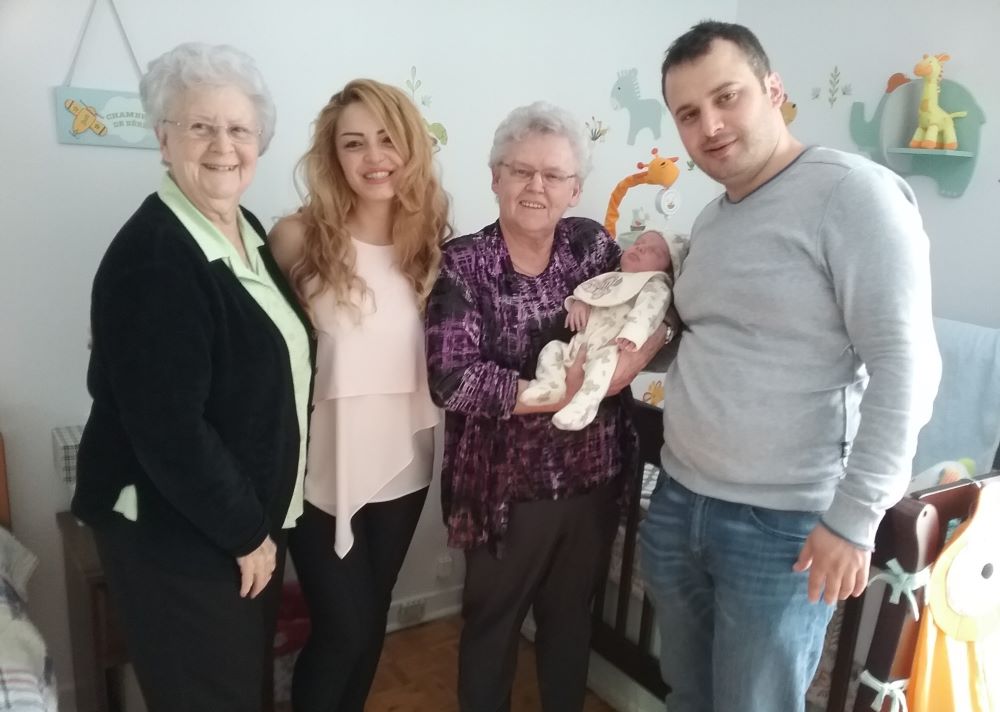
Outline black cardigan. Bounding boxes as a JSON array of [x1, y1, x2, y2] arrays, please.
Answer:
[[73, 194, 314, 578]]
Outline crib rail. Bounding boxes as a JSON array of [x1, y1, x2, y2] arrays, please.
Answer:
[[590, 400, 668, 698]]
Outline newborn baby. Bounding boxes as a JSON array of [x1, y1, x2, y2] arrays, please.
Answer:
[[521, 230, 684, 430]]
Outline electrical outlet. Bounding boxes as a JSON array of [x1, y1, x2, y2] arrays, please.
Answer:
[[397, 599, 426, 626], [435, 553, 454, 579]]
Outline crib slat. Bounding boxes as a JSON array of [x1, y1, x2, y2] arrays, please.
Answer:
[[615, 483, 642, 635], [638, 595, 655, 651]]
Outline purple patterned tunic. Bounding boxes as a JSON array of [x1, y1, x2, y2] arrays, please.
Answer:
[[425, 217, 638, 552]]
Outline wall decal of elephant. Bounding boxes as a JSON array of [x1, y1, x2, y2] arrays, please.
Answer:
[[850, 72, 985, 198]]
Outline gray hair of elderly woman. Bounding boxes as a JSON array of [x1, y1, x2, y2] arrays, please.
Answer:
[[140, 42, 277, 154], [488, 101, 591, 184]]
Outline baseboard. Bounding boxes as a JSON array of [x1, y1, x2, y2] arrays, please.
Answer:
[[386, 584, 463, 633], [522, 613, 664, 712], [587, 651, 664, 712]]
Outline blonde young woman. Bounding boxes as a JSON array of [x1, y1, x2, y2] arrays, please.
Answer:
[[269, 79, 450, 712]]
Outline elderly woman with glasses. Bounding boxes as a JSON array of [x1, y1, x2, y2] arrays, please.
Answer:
[[72, 43, 312, 712], [425, 102, 670, 711]]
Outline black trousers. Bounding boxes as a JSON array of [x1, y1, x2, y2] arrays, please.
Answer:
[[458, 484, 619, 712], [95, 516, 287, 712], [287, 487, 428, 712]]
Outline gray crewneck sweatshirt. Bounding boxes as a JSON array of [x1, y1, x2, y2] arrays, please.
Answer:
[[661, 147, 941, 548]]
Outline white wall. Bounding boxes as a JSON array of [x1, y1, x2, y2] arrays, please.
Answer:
[[738, 0, 1000, 328], [0, 1, 731, 708]]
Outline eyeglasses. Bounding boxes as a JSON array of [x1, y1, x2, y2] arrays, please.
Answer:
[[161, 120, 262, 144], [499, 162, 576, 187]]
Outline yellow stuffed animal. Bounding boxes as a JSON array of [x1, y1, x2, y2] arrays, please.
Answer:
[[910, 53, 967, 150], [603, 148, 679, 238]]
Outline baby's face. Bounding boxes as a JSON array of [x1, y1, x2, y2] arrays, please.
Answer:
[[621, 231, 671, 273]]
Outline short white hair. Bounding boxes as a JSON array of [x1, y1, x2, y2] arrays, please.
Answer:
[[139, 42, 276, 154], [488, 101, 591, 183]]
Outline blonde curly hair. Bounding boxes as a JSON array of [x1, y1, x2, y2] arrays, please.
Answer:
[[290, 78, 451, 314]]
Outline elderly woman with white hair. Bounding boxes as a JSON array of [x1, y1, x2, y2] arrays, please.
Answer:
[[72, 42, 312, 712], [425, 102, 669, 711]]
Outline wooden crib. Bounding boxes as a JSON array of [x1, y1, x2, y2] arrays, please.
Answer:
[[589, 399, 1000, 710], [826, 469, 1000, 711]]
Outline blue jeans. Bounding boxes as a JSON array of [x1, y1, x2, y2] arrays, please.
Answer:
[[639, 474, 833, 712]]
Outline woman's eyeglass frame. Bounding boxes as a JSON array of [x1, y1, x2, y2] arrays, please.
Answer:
[[161, 119, 262, 144], [499, 161, 577, 188]]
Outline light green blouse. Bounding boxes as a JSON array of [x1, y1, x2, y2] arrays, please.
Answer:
[[113, 174, 310, 530]]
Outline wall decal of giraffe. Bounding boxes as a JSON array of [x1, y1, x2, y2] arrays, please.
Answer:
[[910, 53, 968, 150]]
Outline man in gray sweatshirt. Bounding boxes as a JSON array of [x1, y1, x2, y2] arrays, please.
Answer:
[[638, 21, 941, 712]]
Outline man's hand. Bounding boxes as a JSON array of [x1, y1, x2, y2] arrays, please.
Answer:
[[606, 323, 667, 395], [566, 302, 592, 332], [793, 524, 871, 604], [237, 535, 277, 599]]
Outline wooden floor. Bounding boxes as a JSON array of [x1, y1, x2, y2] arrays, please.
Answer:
[[365, 615, 616, 711]]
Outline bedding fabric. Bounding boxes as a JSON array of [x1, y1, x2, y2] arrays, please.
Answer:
[[911, 317, 1000, 476], [0, 528, 56, 712]]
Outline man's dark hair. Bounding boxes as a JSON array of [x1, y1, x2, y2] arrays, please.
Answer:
[[660, 21, 771, 105]]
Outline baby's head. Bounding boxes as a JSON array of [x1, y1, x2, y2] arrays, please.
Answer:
[[621, 230, 671, 274]]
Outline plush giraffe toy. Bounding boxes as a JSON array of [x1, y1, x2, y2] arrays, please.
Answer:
[[910, 53, 967, 150], [603, 148, 680, 238]]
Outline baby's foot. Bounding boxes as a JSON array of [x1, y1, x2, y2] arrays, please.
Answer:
[[521, 380, 565, 405]]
